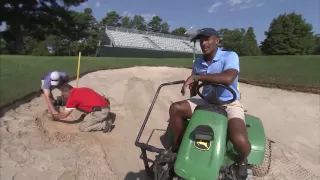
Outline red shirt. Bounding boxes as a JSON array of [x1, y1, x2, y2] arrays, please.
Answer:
[[65, 88, 109, 112]]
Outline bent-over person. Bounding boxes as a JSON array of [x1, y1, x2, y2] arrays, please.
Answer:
[[41, 71, 69, 115], [52, 84, 111, 132]]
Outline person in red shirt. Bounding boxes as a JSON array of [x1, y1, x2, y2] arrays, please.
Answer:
[[53, 84, 111, 132]]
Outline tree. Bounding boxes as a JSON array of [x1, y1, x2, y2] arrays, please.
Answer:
[[314, 34, 320, 55], [0, 36, 9, 54], [23, 36, 38, 55], [218, 28, 229, 40], [28, 8, 99, 56], [84, 8, 92, 15], [121, 16, 132, 28], [220, 28, 246, 56], [261, 12, 314, 55], [81, 9, 99, 56], [0, 0, 87, 54], [242, 27, 260, 56], [171, 27, 187, 36], [85, 36, 98, 56], [147, 16, 162, 32], [101, 11, 121, 27], [32, 35, 59, 56], [159, 22, 170, 34], [129, 15, 147, 31]]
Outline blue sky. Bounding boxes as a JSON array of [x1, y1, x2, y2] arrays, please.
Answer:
[[72, 0, 319, 44], [1, 0, 319, 44]]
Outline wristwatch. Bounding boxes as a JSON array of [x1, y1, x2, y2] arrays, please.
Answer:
[[192, 75, 199, 82]]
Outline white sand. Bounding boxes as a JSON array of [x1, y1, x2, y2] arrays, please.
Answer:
[[1, 66, 319, 180]]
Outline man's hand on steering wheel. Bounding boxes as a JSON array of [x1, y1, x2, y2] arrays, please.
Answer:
[[181, 75, 195, 96]]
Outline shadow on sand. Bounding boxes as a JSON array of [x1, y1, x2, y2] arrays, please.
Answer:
[[124, 121, 172, 180], [124, 170, 150, 180]]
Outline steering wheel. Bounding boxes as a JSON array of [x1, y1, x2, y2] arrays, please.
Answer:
[[196, 82, 237, 106]]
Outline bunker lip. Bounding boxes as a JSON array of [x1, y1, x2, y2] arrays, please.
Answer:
[[240, 78, 320, 94], [1, 66, 319, 118], [1, 66, 320, 180]]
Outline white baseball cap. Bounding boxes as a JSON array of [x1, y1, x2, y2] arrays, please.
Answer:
[[50, 71, 60, 86]]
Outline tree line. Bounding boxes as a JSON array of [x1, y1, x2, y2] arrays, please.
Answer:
[[1, 0, 319, 56]]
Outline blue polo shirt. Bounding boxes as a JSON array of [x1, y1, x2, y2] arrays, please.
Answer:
[[192, 47, 240, 102]]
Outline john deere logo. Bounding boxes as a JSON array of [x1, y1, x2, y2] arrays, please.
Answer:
[[194, 140, 211, 151]]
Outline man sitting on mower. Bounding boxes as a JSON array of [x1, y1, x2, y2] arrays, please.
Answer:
[[169, 28, 251, 180]]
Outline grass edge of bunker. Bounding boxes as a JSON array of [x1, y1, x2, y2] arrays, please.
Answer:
[[1, 55, 320, 109], [135, 80, 272, 180]]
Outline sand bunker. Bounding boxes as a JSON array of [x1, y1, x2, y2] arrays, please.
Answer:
[[1, 66, 319, 180]]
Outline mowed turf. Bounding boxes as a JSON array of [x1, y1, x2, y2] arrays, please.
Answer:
[[1, 55, 319, 107], [239, 55, 320, 87]]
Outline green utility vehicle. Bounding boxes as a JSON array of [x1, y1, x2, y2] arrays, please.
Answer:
[[135, 80, 272, 180]]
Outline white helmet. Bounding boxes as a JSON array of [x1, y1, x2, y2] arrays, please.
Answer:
[[50, 71, 60, 86]]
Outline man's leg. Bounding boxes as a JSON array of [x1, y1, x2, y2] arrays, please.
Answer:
[[79, 108, 109, 132], [169, 97, 207, 152], [225, 100, 251, 180]]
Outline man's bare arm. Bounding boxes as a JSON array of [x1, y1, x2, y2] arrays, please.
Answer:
[[53, 109, 73, 120], [43, 89, 58, 113], [198, 69, 238, 85], [189, 81, 198, 97]]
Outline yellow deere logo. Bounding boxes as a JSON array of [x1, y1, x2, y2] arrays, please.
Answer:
[[194, 140, 211, 151]]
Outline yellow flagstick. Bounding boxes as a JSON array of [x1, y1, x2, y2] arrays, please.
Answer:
[[76, 52, 81, 88]]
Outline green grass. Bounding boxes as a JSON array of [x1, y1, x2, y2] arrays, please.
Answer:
[[239, 55, 320, 87], [1, 55, 320, 107]]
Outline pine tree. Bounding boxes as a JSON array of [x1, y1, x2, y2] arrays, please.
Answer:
[[243, 27, 260, 56]]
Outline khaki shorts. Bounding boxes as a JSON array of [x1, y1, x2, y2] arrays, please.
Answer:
[[79, 107, 110, 132], [187, 97, 245, 123]]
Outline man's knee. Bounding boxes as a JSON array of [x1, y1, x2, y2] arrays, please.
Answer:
[[79, 120, 106, 132], [230, 131, 248, 145], [169, 100, 191, 116], [79, 126, 90, 132], [79, 121, 88, 132], [79, 121, 96, 132]]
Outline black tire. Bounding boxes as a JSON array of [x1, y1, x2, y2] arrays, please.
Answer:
[[252, 138, 272, 177], [152, 164, 173, 180], [172, 177, 185, 180]]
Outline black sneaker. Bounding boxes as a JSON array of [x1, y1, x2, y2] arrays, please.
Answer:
[[235, 161, 248, 180], [102, 120, 113, 133]]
